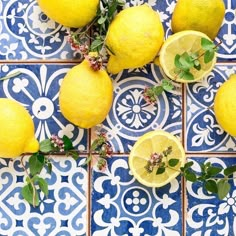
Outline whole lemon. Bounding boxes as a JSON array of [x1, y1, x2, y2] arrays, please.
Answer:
[[105, 4, 164, 74], [214, 74, 236, 136], [36, 0, 99, 28], [171, 0, 225, 39], [59, 59, 113, 129], [0, 98, 39, 158]]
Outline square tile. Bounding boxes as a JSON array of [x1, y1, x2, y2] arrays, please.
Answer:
[[97, 64, 182, 153], [186, 156, 236, 236], [91, 156, 183, 235], [0, 0, 82, 60], [0, 156, 88, 235], [186, 63, 236, 152], [0, 63, 88, 151]]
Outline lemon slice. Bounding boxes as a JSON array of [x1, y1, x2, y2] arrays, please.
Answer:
[[159, 30, 217, 83], [129, 130, 185, 187]]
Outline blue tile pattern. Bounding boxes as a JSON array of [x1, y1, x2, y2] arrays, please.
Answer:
[[0, 157, 88, 235], [0, 0, 235, 235], [0, 63, 88, 150], [186, 64, 236, 152], [186, 157, 236, 236], [91, 156, 182, 236]]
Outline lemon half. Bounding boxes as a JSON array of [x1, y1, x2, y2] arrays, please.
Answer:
[[129, 130, 185, 187]]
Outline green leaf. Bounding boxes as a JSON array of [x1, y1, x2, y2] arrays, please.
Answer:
[[201, 37, 215, 51], [162, 79, 174, 92], [204, 50, 215, 63], [224, 165, 236, 176], [179, 52, 194, 70], [194, 63, 201, 71], [182, 71, 194, 81], [183, 161, 194, 169], [62, 135, 73, 151], [206, 166, 222, 177], [153, 86, 164, 96], [0, 71, 21, 81], [174, 54, 182, 69], [217, 179, 230, 200], [168, 159, 179, 167], [156, 167, 166, 175], [90, 38, 104, 52], [98, 15, 107, 25], [184, 170, 197, 182], [21, 184, 39, 206], [80, 155, 93, 166], [205, 179, 218, 194], [29, 153, 45, 176], [39, 139, 52, 153], [47, 162, 52, 174], [38, 178, 49, 197]]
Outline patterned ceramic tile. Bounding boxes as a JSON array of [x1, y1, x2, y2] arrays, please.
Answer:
[[96, 64, 182, 153], [91, 156, 183, 236], [186, 156, 236, 236], [0, 156, 88, 236], [0, 63, 88, 151], [0, 0, 83, 60], [186, 63, 236, 153]]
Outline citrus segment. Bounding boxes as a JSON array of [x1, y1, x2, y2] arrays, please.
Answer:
[[159, 30, 217, 83], [129, 130, 185, 187]]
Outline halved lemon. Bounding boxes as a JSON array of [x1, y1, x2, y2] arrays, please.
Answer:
[[159, 30, 217, 83], [129, 130, 185, 187]]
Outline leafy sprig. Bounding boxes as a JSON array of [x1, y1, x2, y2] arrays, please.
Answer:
[[145, 147, 236, 200], [174, 38, 221, 81], [21, 135, 78, 207], [142, 79, 174, 104]]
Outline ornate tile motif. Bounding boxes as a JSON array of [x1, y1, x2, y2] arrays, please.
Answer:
[[186, 157, 236, 236], [0, 0, 81, 60], [186, 63, 236, 152], [97, 64, 182, 153], [91, 156, 183, 236], [0, 156, 87, 236], [0, 64, 88, 151]]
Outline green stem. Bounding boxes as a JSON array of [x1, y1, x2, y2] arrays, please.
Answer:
[[20, 155, 37, 207], [0, 71, 21, 81]]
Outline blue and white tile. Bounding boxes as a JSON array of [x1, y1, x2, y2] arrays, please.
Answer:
[[186, 63, 236, 152], [0, 0, 81, 60], [97, 64, 182, 153], [186, 156, 236, 236], [0, 156, 88, 236], [0, 63, 88, 151], [91, 156, 183, 236]]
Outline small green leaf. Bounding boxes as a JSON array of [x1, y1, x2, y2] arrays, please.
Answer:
[[162, 79, 174, 92], [47, 162, 52, 174], [179, 52, 194, 70], [184, 170, 197, 182], [153, 86, 164, 96], [224, 165, 236, 176], [194, 63, 201, 71], [97, 16, 107, 24], [156, 167, 166, 175], [39, 139, 52, 153], [217, 179, 230, 200], [38, 178, 49, 197], [204, 50, 215, 63], [183, 161, 194, 169], [206, 166, 222, 177], [168, 159, 179, 167], [205, 179, 218, 193], [26, 176, 31, 184], [183, 71, 194, 81], [21, 184, 39, 206], [29, 153, 45, 176], [174, 54, 182, 69], [62, 135, 73, 151], [201, 37, 215, 51], [90, 38, 104, 52]]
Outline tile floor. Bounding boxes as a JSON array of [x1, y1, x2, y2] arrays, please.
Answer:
[[0, 0, 236, 235]]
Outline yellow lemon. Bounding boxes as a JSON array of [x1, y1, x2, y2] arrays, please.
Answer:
[[159, 30, 217, 83], [214, 74, 236, 136], [59, 58, 113, 129], [36, 0, 99, 28], [129, 130, 185, 187], [105, 4, 164, 74], [171, 0, 225, 39], [0, 98, 39, 158]]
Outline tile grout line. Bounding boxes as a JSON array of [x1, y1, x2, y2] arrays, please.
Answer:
[[182, 83, 187, 236]]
